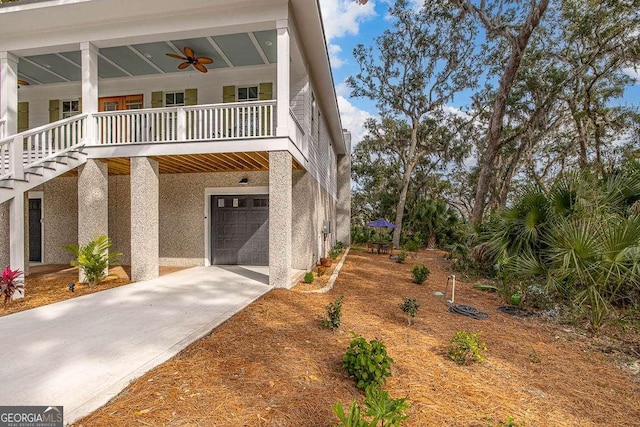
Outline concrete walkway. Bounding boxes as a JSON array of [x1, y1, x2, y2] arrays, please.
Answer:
[[0, 266, 271, 424]]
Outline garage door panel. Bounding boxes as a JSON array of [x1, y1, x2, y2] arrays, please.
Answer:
[[211, 195, 269, 265]]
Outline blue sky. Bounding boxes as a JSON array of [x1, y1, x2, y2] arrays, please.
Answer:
[[319, 0, 640, 145]]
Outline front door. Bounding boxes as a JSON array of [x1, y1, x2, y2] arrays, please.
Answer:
[[28, 198, 42, 263], [211, 195, 269, 265], [99, 94, 144, 111]]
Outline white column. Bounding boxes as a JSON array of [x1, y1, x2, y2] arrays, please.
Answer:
[[81, 42, 98, 143], [130, 157, 159, 281], [0, 51, 19, 136], [276, 19, 290, 137]]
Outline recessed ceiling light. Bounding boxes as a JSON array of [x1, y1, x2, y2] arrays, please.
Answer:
[[265, 41, 273, 46], [44, 64, 51, 68], [144, 53, 152, 58]]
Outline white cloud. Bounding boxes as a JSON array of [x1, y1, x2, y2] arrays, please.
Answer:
[[320, 0, 376, 42], [335, 83, 375, 145], [623, 66, 640, 82], [328, 44, 345, 68]]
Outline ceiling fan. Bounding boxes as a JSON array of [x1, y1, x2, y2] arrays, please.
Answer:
[[18, 79, 29, 87], [166, 47, 213, 73]]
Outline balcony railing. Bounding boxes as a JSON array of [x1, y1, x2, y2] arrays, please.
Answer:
[[0, 119, 5, 139], [94, 100, 276, 145], [0, 100, 305, 180]]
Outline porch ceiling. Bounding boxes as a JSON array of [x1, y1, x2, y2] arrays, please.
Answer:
[[17, 31, 277, 85], [64, 152, 303, 176]]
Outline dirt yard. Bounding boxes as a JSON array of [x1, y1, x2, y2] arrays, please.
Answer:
[[61, 249, 640, 426]]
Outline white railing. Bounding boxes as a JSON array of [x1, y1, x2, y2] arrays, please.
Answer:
[[289, 109, 306, 156], [94, 101, 276, 145], [0, 120, 5, 139], [0, 114, 87, 179]]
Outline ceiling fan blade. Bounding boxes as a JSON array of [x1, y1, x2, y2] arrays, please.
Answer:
[[166, 53, 186, 60], [18, 80, 30, 86], [197, 57, 214, 65], [183, 46, 195, 58], [178, 62, 191, 69], [194, 63, 208, 73]]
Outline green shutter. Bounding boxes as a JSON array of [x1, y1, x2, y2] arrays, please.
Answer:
[[223, 85, 236, 103], [77, 97, 82, 113], [259, 82, 273, 100], [151, 91, 164, 108], [185, 88, 197, 106], [49, 99, 60, 123], [18, 102, 29, 132]]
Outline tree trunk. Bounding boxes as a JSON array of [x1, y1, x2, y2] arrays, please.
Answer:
[[392, 122, 420, 247], [427, 232, 437, 249], [469, 0, 549, 225]]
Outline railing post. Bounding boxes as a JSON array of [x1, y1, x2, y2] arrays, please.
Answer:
[[11, 135, 23, 181], [177, 107, 186, 141], [84, 114, 96, 145]]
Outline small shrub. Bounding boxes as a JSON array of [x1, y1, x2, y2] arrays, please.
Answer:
[[1, 267, 23, 304], [411, 264, 430, 284], [335, 241, 345, 251], [303, 272, 314, 283], [64, 234, 122, 287], [334, 385, 410, 427], [322, 295, 344, 330], [317, 267, 326, 277], [510, 293, 522, 306], [330, 247, 341, 260], [448, 331, 487, 365], [399, 297, 420, 325], [396, 251, 407, 264], [498, 416, 522, 427], [343, 332, 394, 389], [403, 239, 421, 253]]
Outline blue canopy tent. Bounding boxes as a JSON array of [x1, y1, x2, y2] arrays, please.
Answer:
[[367, 218, 396, 228]]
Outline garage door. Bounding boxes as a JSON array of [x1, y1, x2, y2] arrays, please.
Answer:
[[211, 195, 269, 265]]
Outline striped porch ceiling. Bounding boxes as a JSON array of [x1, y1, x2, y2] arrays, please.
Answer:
[[17, 30, 277, 85]]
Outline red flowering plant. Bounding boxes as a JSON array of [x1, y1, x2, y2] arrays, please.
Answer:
[[1, 266, 24, 304]]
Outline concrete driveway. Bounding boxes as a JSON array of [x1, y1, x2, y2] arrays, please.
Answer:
[[0, 266, 271, 424]]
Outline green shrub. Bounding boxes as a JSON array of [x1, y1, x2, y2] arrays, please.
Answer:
[[411, 264, 430, 284], [334, 385, 410, 427], [399, 297, 420, 325], [403, 239, 421, 253], [343, 333, 393, 389], [330, 247, 342, 260], [304, 272, 314, 283], [448, 331, 487, 365], [322, 295, 344, 330], [335, 241, 345, 251], [64, 235, 122, 287], [395, 251, 407, 264]]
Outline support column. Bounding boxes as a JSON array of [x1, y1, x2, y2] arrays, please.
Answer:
[[336, 152, 352, 246], [0, 51, 19, 136], [276, 19, 290, 137], [130, 157, 159, 281], [0, 202, 9, 267], [78, 159, 108, 281], [81, 42, 98, 142], [269, 151, 292, 287], [9, 195, 24, 277]]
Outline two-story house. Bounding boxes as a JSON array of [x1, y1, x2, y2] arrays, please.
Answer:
[[0, 0, 352, 288]]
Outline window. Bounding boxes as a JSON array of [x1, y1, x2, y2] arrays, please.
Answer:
[[62, 100, 79, 118], [165, 91, 185, 107], [237, 86, 258, 102]]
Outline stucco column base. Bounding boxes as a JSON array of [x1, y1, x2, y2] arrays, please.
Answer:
[[336, 154, 351, 246], [130, 157, 159, 281], [269, 151, 292, 288], [0, 201, 10, 268], [78, 159, 109, 283]]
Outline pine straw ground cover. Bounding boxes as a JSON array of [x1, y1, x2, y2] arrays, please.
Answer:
[[73, 249, 639, 427]]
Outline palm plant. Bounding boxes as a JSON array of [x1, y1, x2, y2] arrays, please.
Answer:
[[65, 235, 122, 287]]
